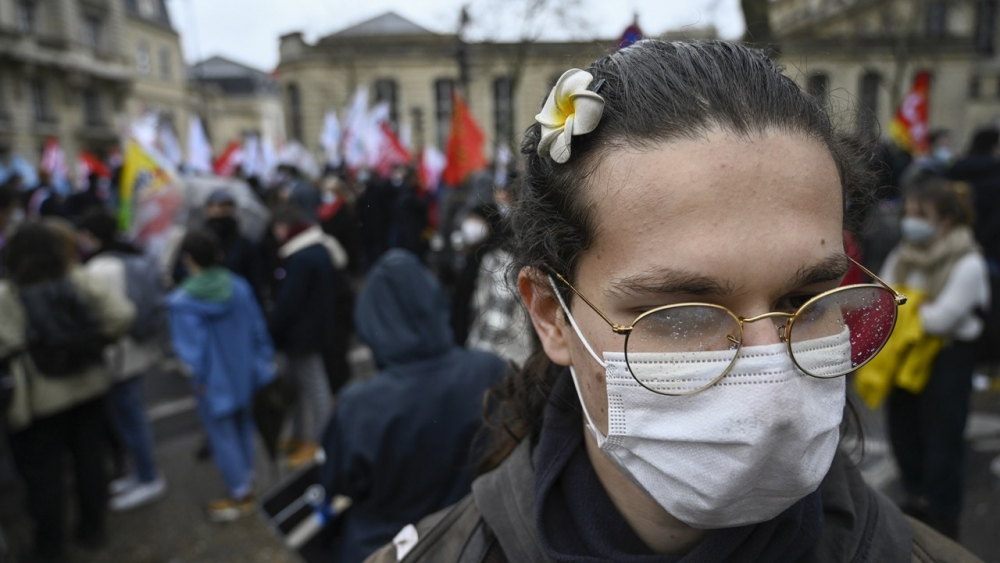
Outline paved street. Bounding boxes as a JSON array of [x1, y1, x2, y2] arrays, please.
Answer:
[[3, 356, 1000, 562]]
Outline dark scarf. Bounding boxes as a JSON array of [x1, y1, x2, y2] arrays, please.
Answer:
[[534, 370, 824, 563]]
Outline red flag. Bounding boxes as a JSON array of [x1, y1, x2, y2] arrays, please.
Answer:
[[79, 151, 111, 178], [442, 91, 486, 187], [889, 71, 931, 154], [213, 141, 243, 176], [375, 123, 412, 178]]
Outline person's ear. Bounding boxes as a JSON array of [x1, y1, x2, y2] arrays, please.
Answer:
[[519, 267, 572, 366]]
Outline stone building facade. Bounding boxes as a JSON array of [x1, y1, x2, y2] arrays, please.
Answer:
[[0, 0, 131, 161], [276, 12, 716, 159], [190, 55, 284, 154], [773, 0, 1000, 147], [121, 0, 188, 146]]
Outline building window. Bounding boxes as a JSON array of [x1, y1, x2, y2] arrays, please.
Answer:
[[136, 42, 151, 76], [927, 2, 947, 38], [806, 72, 829, 107], [970, 75, 982, 98], [159, 48, 172, 81], [494, 76, 514, 148], [977, 0, 997, 54], [30, 79, 50, 122], [858, 71, 881, 138], [374, 79, 399, 125], [434, 79, 455, 148], [18, 1, 36, 34], [83, 88, 102, 125], [83, 15, 102, 53], [287, 83, 303, 142]]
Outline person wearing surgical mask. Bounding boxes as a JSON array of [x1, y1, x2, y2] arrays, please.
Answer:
[[876, 175, 989, 539], [365, 41, 976, 563]]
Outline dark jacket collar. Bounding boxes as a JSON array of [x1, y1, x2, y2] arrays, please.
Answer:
[[472, 431, 913, 563]]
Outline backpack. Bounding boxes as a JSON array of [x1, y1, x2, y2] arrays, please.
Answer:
[[19, 279, 108, 377], [113, 252, 166, 342]]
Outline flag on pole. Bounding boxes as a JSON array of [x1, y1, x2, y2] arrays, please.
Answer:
[[157, 120, 183, 167], [119, 139, 180, 238], [187, 115, 213, 174], [40, 138, 69, 193], [494, 144, 512, 187], [320, 111, 342, 168], [419, 145, 447, 194], [242, 134, 264, 178], [618, 14, 643, 50], [374, 123, 412, 177], [342, 86, 370, 171], [889, 71, 931, 155], [78, 151, 111, 179], [364, 102, 392, 170], [442, 91, 486, 187], [213, 140, 244, 177]]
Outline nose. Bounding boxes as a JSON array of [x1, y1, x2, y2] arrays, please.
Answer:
[[739, 313, 789, 347]]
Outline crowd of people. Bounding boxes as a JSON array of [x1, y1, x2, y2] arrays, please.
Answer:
[[0, 38, 998, 563]]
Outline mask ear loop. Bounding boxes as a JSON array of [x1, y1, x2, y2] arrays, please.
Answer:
[[547, 276, 607, 368], [546, 276, 609, 445]]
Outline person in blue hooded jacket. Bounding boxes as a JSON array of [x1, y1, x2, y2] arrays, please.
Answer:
[[319, 249, 509, 563], [168, 229, 276, 522]]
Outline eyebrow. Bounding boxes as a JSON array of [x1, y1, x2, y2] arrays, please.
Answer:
[[787, 253, 851, 289], [604, 253, 851, 300], [607, 268, 741, 299]]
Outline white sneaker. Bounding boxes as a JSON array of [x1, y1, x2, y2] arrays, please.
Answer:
[[110, 476, 167, 511], [108, 474, 138, 495]]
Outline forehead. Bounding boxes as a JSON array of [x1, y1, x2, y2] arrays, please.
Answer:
[[579, 131, 843, 289]]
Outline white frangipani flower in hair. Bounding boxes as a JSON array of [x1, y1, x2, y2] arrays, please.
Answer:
[[534, 69, 605, 163]]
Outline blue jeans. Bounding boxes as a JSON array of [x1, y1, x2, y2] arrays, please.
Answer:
[[197, 401, 256, 499], [109, 377, 158, 483]]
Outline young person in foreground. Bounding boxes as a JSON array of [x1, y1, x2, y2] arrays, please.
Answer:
[[366, 40, 981, 562]]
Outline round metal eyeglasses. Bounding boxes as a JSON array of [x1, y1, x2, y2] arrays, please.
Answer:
[[549, 258, 907, 396]]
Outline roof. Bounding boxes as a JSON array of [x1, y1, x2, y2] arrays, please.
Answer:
[[189, 56, 276, 95], [327, 11, 435, 38], [190, 56, 271, 81]]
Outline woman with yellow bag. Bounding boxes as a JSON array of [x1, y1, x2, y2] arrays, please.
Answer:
[[872, 175, 990, 539]]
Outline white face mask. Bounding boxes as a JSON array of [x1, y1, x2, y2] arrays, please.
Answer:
[[551, 278, 849, 529], [900, 217, 937, 244]]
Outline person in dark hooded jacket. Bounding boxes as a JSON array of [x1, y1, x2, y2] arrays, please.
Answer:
[[948, 127, 1000, 267], [319, 249, 507, 563]]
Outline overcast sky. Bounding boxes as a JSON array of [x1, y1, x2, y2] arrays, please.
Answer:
[[166, 0, 746, 71]]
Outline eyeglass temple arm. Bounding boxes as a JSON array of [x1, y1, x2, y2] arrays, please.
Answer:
[[545, 268, 631, 333], [847, 257, 908, 305]]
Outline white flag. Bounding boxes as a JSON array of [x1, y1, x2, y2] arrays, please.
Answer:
[[364, 102, 391, 169], [157, 120, 183, 167], [420, 145, 447, 193], [494, 144, 512, 187], [342, 86, 370, 170], [187, 115, 212, 174], [319, 111, 342, 168], [242, 134, 263, 177], [261, 136, 278, 181]]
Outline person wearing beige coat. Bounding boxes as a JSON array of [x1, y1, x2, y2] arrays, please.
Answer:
[[0, 221, 135, 562]]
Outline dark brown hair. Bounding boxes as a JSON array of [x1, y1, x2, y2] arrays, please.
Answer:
[[478, 40, 877, 472], [905, 173, 975, 228], [4, 222, 73, 286]]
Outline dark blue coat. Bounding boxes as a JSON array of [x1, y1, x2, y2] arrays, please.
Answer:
[[320, 250, 507, 563], [270, 243, 338, 355]]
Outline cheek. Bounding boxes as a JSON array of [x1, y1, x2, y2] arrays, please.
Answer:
[[565, 325, 612, 435]]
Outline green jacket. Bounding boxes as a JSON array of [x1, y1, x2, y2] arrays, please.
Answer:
[[0, 267, 136, 431]]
